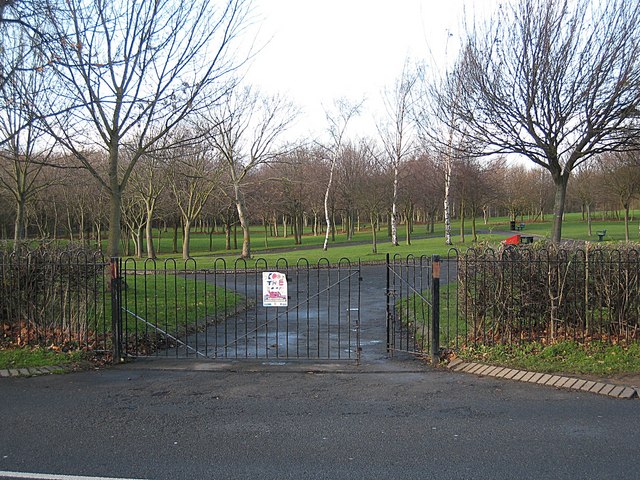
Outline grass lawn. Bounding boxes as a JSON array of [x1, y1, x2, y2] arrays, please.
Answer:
[[115, 211, 640, 269], [4, 211, 640, 374], [114, 273, 243, 336], [455, 341, 640, 377], [0, 347, 86, 369]]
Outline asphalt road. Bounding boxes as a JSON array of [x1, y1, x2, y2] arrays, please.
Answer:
[[1, 358, 639, 480]]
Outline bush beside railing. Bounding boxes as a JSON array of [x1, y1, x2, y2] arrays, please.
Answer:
[[0, 245, 110, 350], [456, 243, 640, 346]]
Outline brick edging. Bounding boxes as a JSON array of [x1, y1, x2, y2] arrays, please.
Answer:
[[446, 358, 638, 399], [0, 365, 67, 378]]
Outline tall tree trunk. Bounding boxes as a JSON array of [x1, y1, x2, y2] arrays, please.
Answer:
[[136, 226, 144, 258], [472, 210, 478, 242], [95, 222, 102, 252], [443, 155, 452, 245], [66, 206, 74, 243], [225, 222, 231, 250], [624, 203, 630, 242], [235, 187, 251, 259], [182, 219, 192, 260], [370, 212, 377, 254], [391, 164, 399, 246], [172, 221, 179, 254], [263, 217, 269, 248], [145, 202, 156, 259], [550, 171, 570, 244], [107, 148, 123, 256], [459, 199, 465, 243], [323, 156, 337, 251], [13, 194, 26, 250]]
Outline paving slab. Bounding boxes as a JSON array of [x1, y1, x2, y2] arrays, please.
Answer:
[[520, 371, 535, 382], [560, 378, 578, 389], [536, 373, 552, 384], [545, 375, 562, 386], [599, 384, 615, 396], [571, 379, 586, 390]]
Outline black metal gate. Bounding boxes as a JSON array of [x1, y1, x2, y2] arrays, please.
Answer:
[[113, 258, 361, 362], [386, 254, 441, 362]]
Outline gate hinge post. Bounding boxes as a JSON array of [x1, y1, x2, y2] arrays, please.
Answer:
[[110, 257, 124, 364], [431, 254, 441, 366]]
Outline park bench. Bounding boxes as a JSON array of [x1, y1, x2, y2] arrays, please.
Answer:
[[515, 223, 526, 231], [596, 229, 606, 241]]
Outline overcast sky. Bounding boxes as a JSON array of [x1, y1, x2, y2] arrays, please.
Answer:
[[243, 0, 497, 143]]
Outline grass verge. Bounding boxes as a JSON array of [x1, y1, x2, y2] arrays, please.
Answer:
[[455, 341, 640, 376], [0, 346, 87, 369]]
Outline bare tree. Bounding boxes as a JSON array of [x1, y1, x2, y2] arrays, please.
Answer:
[[206, 86, 297, 259], [40, 0, 251, 257], [321, 98, 362, 251], [570, 164, 600, 237], [0, 14, 58, 248], [434, 0, 640, 243], [378, 61, 418, 246], [598, 151, 640, 241], [167, 141, 220, 260], [352, 140, 389, 254], [127, 147, 169, 259], [0, 0, 56, 94]]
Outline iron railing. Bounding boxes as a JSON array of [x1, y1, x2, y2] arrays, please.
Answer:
[[0, 248, 111, 352], [117, 256, 361, 361], [3, 244, 640, 363], [449, 245, 640, 348]]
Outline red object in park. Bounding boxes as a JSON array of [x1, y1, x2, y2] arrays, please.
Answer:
[[504, 234, 521, 245]]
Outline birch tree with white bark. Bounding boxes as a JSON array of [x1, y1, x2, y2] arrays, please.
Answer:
[[378, 62, 418, 247], [321, 98, 362, 251]]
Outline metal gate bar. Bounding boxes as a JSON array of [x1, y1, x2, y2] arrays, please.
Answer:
[[115, 257, 361, 362], [386, 254, 441, 363]]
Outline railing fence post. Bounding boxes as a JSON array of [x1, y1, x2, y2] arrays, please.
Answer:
[[110, 257, 123, 363], [431, 254, 441, 365]]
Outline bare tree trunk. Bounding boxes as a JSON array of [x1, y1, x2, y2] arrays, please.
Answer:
[[12, 194, 26, 249], [472, 210, 478, 242], [172, 221, 179, 254], [443, 155, 452, 245], [107, 181, 122, 257], [323, 157, 336, 251], [145, 203, 156, 259], [225, 222, 232, 250], [551, 172, 570, 244], [236, 194, 251, 259], [459, 199, 465, 243], [391, 165, 399, 246], [370, 212, 378, 254], [136, 226, 144, 258], [624, 203, 630, 242], [182, 219, 192, 260], [95, 222, 102, 252]]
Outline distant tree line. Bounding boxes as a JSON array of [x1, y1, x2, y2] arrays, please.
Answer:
[[2, 0, 640, 258]]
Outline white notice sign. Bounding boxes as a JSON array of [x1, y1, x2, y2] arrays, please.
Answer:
[[262, 272, 288, 307]]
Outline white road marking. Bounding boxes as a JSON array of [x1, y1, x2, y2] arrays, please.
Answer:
[[0, 471, 147, 480]]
